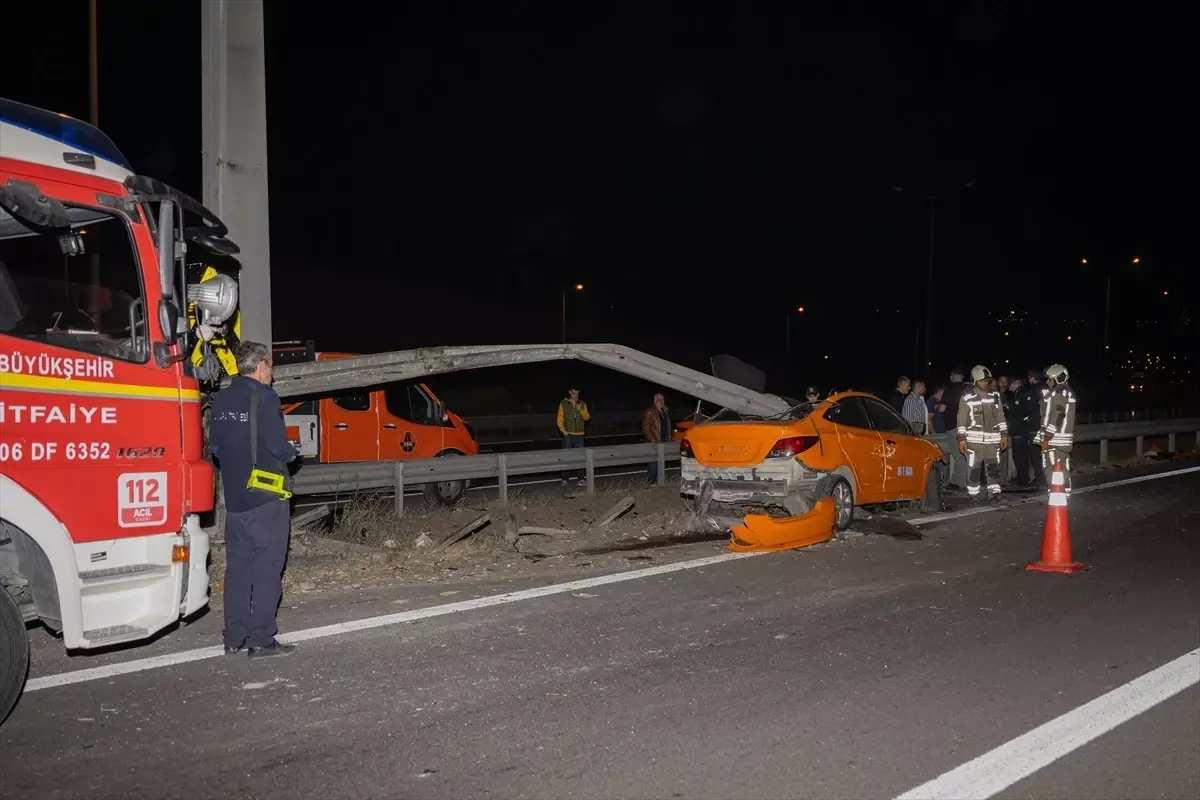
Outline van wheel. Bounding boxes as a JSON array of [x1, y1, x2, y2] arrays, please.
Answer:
[[423, 451, 467, 506], [0, 586, 29, 725]]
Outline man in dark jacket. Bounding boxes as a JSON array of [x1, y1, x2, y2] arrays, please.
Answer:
[[940, 368, 969, 489], [1009, 370, 1044, 487], [888, 376, 912, 413], [210, 341, 298, 658]]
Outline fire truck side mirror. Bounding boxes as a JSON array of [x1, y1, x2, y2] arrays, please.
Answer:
[[156, 199, 177, 305], [157, 299, 179, 343]]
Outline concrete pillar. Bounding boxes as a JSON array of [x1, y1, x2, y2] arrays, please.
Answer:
[[201, 0, 272, 347]]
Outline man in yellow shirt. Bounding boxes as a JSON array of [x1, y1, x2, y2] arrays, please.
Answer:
[[556, 387, 590, 485]]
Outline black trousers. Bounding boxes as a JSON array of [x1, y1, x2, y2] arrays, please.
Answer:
[[223, 499, 290, 649], [1011, 435, 1040, 486]]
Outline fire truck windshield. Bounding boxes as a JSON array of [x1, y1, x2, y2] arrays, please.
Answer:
[[0, 205, 149, 363]]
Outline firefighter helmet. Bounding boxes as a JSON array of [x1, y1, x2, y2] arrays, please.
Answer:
[[1045, 364, 1069, 386], [970, 365, 992, 384]]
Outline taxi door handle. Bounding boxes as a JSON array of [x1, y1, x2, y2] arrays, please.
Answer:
[[334, 423, 349, 430], [383, 423, 397, 429]]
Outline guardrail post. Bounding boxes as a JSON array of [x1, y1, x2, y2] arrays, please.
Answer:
[[656, 443, 666, 487], [497, 454, 508, 507], [1168, 432, 1177, 453], [393, 462, 404, 518], [1099, 439, 1108, 464], [585, 449, 595, 494], [1135, 435, 1144, 457]]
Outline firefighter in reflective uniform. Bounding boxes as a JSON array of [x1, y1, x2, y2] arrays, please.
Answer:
[[1037, 364, 1076, 496], [956, 365, 1009, 500]]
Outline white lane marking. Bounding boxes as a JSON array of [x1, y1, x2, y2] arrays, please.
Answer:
[[1072, 465, 1200, 494], [24, 464, 1199, 693], [24, 552, 758, 692], [895, 647, 1200, 800]]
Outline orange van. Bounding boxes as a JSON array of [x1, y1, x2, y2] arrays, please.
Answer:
[[274, 342, 479, 504]]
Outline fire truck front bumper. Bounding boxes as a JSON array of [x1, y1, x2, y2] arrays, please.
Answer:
[[181, 514, 211, 616]]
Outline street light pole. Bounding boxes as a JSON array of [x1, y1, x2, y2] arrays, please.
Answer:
[[893, 181, 976, 370], [88, 0, 99, 125], [562, 283, 583, 344], [924, 199, 936, 371], [785, 307, 805, 356]]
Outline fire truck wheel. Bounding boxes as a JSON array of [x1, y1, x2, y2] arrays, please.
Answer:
[[0, 585, 29, 725], [423, 451, 468, 506]]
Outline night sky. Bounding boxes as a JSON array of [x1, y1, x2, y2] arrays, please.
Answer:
[[3, 3, 1193, 408]]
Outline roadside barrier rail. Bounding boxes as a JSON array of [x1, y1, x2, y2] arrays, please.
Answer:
[[292, 418, 1200, 516]]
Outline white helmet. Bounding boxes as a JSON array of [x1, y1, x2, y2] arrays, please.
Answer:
[[1045, 364, 1069, 386], [970, 365, 992, 384]]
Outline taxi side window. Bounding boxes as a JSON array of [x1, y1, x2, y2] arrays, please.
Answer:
[[332, 390, 371, 412], [861, 397, 911, 435], [824, 398, 871, 429]]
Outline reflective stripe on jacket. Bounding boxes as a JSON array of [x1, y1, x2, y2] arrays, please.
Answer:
[[1038, 386, 1076, 451], [956, 387, 1008, 446]]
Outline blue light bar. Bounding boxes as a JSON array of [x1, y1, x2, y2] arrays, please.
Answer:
[[0, 97, 132, 171]]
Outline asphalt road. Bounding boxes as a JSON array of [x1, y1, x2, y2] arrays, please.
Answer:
[[3, 467, 1198, 800]]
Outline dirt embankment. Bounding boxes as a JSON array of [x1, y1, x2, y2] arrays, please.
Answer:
[[208, 482, 714, 600]]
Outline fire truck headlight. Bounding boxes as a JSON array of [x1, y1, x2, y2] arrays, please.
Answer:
[[187, 273, 239, 325]]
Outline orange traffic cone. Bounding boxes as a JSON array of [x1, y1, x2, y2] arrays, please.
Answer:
[[1026, 461, 1086, 574]]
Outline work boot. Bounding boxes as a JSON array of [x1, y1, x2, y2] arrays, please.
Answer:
[[247, 640, 296, 659]]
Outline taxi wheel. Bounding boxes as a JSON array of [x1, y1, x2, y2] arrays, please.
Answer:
[[923, 463, 946, 513], [813, 475, 855, 531], [0, 585, 29, 725]]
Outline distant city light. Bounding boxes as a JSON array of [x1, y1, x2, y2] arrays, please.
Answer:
[[797, 306, 805, 313], [1080, 258, 1087, 265], [575, 283, 584, 291], [1004, 331, 1010, 337], [1132, 257, 1141, 264], [1066, 336, 1072, 341], [823, 355, 829, 360], [1163, 290, 1169, 296]]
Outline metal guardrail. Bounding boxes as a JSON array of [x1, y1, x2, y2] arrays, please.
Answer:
[[293, 441, 677, 515], [291, 418, 1200, 515], [464, 406, 1200, 438], [925, 419, 1200, 484]]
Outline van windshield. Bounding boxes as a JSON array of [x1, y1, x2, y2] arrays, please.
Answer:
[[0, 205, 148, 363]]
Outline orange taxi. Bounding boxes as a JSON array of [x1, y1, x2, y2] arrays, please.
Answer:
[[679, 392, 944, 552]]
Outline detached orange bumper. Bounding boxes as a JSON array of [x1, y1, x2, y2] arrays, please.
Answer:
[[728, 498, 837, 553]]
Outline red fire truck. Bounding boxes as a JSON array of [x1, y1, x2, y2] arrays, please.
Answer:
[[0, 98, 238, 721]]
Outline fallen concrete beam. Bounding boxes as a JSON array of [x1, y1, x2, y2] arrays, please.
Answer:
[[271, 343, 790, 418], [433, 514, 490, 551], [290, 504, 330, 531], [595, 496, 635, 527], [516, 526, 577, 536]]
